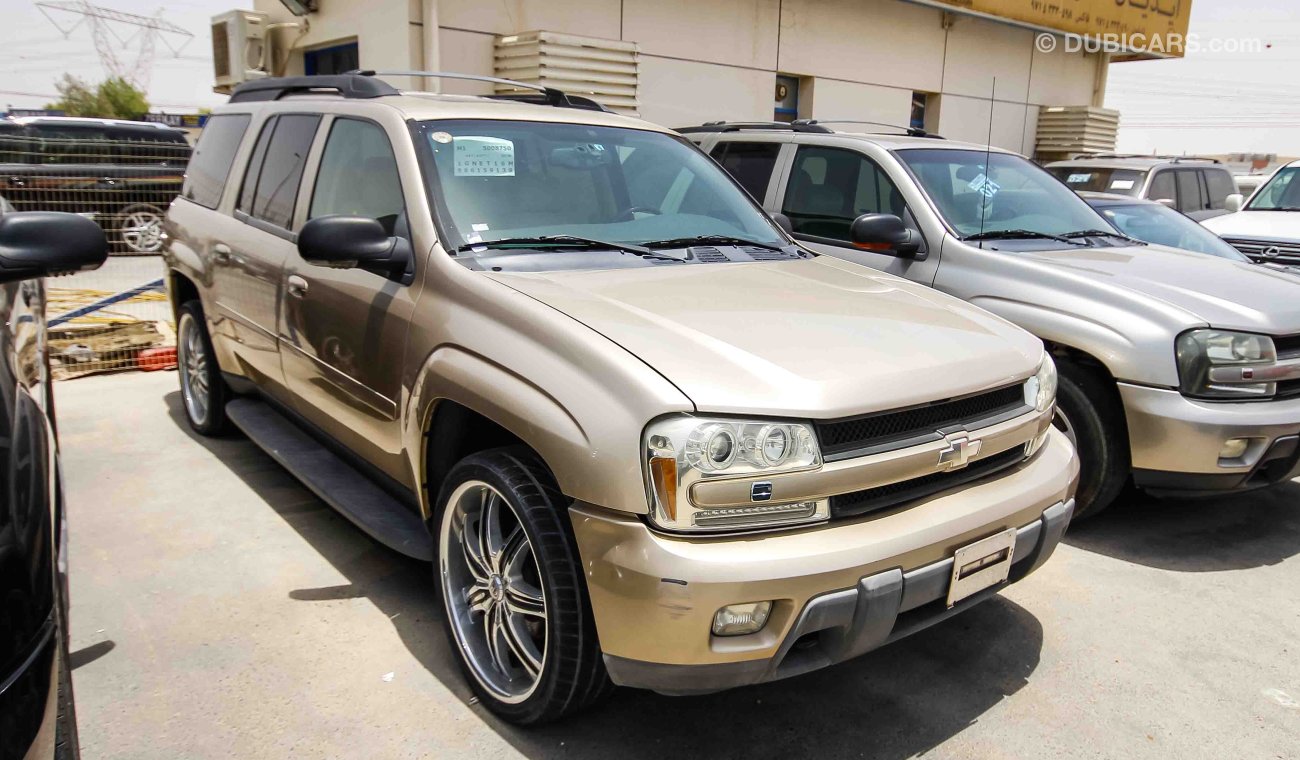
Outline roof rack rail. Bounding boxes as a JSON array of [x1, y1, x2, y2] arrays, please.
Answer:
[[1169, 156, 1221, 164], [794, 119, 943, 139], [675, 121, 833, 134], [357, 70, 611, 112], [1085, 153, 1221, 163], [228, 74, 399, 103]]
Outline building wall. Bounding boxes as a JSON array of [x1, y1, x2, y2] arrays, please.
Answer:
[[251, 0, 1102, 155]]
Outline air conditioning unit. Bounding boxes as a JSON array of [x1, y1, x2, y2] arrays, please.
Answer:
[[212, 10, 270, 94]]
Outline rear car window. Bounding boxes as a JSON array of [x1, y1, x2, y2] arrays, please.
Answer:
[[183, 114, 251, 209], [1205, 169, 1237, 210], [1048, 166, 1146, 196], [239, 114, 320, 228], [711, 142, 781, 202]]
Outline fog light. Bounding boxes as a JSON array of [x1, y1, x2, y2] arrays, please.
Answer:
[[712, 601, 773, 636], [1219, 438, 1251, 461]]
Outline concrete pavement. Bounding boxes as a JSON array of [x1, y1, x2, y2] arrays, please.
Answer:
[[57, 372, 1300, 759]]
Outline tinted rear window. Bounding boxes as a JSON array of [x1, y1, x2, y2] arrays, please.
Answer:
[[1049, 166, 1146, 196], [183, 114, 251, 209], [711, 142, 781, 201], [243, 114, 319, 228]]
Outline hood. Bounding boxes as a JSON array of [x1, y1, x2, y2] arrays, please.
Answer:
[[1202, 211, 1300, 240], [1015, 243, 1300, 334], [487, 257, 1042, 419]]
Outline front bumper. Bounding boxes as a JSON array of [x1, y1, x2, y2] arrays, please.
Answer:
[[1118, 382, 1300, 492], [569, 428, 1077, 695]]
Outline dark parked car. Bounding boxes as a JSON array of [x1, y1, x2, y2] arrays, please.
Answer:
[[0, 117, 190, 254], [0, 202, 107, 760], [1081, 191, 1300, 275]]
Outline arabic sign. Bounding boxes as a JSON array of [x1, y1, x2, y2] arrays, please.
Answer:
[[906, 0, 1192, 57], [143, 113, 210, 129]]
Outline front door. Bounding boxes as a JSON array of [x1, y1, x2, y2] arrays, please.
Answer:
[[280, 116, 420, 483]]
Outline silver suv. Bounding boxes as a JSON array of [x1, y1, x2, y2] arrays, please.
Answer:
[[1044, 154, 1241, 221], [688, 121, 1300, 519]]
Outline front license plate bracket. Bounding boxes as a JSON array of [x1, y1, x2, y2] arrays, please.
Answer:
[[946, 527, 1017, 607]]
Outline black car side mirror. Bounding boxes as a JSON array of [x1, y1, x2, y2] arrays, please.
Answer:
[[0, 212, 107, 284], [849, 213, 922, 257], [298, 215, 411, 278], [770, 211, 793, 234]]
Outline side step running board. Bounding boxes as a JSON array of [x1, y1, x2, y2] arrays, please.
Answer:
[[226, 398, 433, 561]]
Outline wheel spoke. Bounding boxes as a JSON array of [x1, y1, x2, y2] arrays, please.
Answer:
[[504, 581, 545, 618], [465, 582, 492, 614], [481, 491, 506, 563], [501, 608, 543, 678], [483, 605, 512, 676], [460, 512, 491, 582]]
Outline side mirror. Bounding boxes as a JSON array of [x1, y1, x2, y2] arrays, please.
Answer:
[[1154, 198, 1176, 209], [0, 212, 107, 284], [770, 211, 793, 234], [298, 215, 410, 278], [1225, 193, 1244, 213], [849, 213, 922, 257]]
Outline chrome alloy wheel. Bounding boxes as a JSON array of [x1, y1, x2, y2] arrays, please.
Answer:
[[1052, 406, 1078, 449], [178, 313, 210, 426], [120, 208, 164, 253], [439, 481, 548, 704]]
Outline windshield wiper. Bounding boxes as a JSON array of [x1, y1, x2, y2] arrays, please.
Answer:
[[640, 234, 789, 252], [454, 234, 662, 258], [1061, 229, 1146, 245], [962, 229, 1083, 245]]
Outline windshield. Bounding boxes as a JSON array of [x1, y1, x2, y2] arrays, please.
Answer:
[[1048, 166, 1146, 197], [416, 120, 785, 254], [1245, 166, 1300, 211], [897, 149, 1112, 243], [1096, 202, 1249, 261]]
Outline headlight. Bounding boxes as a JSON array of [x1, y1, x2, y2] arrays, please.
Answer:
[[1024, 353, 1058, 414], [644, 416, 827, 532], [1176, 329, 1278, 399]]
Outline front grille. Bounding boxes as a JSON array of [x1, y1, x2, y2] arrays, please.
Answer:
[[830, 446, 1027, 519], [815, 384, 1027, 459], [1223, 238, 1300, 264]]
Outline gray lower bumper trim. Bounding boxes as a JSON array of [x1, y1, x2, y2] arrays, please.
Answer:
[[603, 499, 1075, 695]]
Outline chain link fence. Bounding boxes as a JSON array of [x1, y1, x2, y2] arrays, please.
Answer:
[[1, 119, 189, 378]]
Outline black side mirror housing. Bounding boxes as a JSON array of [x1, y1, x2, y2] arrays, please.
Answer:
[[0, 212, 107, 284], [849, 213, 922, 257], [770, 211, 793, 234], [298, 215, 411, 279]]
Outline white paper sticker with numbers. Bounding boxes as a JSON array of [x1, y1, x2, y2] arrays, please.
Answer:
[[454, 136, 515, 177]]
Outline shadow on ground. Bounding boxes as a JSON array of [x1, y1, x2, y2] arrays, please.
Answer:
[[1065, 481, 1300, 572], [165, 391, 1043, 760]]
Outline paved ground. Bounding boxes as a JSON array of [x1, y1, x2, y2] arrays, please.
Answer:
[[58, 372, 1300, 759]]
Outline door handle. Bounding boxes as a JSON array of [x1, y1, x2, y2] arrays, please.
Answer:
[[212, 243, 232, 263], [286, 275, 309, 298]]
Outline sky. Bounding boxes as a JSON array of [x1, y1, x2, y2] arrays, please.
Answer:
[[0, 0, 1296, 156]]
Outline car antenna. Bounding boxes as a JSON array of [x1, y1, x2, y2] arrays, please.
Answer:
[[976, 77, 996, 249]]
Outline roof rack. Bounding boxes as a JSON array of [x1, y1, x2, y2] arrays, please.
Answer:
[[793, 119, 943, 139], [228, 71, 612, 112], [675, 121, 833, 134], [1085, 153, 1221, 164]]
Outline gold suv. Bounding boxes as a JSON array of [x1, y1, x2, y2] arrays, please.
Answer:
[[163, 73, 1079, 724]]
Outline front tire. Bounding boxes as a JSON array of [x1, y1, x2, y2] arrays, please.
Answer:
[[177, 301, 229, 436], [434, 448, 611, 724], [1052, 358, 1130, 519]]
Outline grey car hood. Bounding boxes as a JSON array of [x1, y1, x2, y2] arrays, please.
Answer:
[[1017, 243, 1300, 335], [489, 256, 1042, 419]]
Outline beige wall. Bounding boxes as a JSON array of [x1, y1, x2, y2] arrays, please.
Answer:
[[251, 0, 1102, 153]]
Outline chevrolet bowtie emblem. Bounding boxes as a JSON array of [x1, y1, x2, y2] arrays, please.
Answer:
[[937, 432, 982, 471]]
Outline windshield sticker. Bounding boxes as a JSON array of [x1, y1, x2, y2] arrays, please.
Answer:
[[430, 131, 453, 144], [471, 223, 490, 232], [1110, 179, 1136, 190], [968, 173, 1001, 199], [454, 136, 515, 177], [1067, 173, 1092, 184]]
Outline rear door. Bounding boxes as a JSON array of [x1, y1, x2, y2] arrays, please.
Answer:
[[1174, 169, 1210, 218], [211, 113, 320, 395], [280, 115, 422, 481]]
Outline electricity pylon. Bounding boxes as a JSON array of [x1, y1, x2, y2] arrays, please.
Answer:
[[36, 1, 194, 90]]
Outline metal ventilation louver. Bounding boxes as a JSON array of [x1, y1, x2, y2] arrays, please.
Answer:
[[1034, 106, 1121, 163], [494, 31, 639, 115]]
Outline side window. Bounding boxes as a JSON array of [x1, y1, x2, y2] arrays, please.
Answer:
[[241, 114, 321, 229], [238, 117, 275, 215], [1147, 170, 1176, 205], [781, 146, 905, 242], [309, 118, 405, 236], [712, 142, 781, 202], [1176, 169, 1206, 212], [1205, 169, 1236, 209], [182, 114, 251, 209]]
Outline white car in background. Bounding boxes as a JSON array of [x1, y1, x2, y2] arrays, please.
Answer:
[[1204, 160, 1300, 266]]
